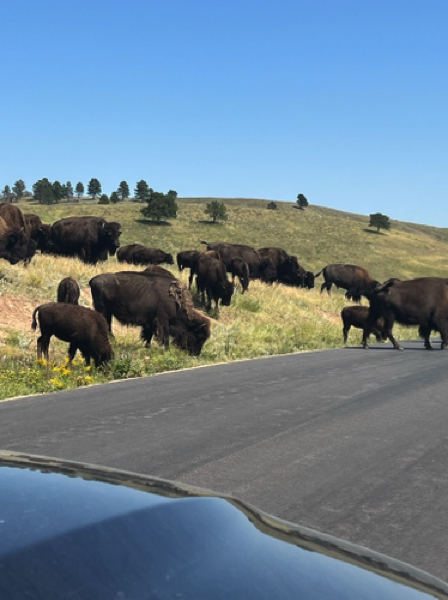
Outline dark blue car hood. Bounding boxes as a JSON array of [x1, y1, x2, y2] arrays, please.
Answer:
[[0, 451, 446, 600]]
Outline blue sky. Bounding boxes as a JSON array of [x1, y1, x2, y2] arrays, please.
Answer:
[[2, 1, 447, 226]]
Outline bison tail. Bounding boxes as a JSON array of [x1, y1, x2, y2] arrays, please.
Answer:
[[200, 240, 208, 245], [314, 269, 324, 278], [31, 306, 40, 331]]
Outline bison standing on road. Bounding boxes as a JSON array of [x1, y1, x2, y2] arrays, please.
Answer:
[[363, 277, 448, 350], [315, 264, 379, 301], [341, 306, 387, 344], [31, 303, 113, 366], [57, 276, 80, 305], [89, 271, 211, 355], [195, 255, 234, 313]]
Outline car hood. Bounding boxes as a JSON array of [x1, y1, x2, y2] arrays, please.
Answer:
[[0, 451, 446, 600]]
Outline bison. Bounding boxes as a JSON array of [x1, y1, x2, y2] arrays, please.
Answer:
[[0, 217, 30, 265], [227, 257, 250, 293], [341, 306, 387, 344], [363, 277, 448, 350], [31, 302, 113, 367], [142, 265, 176, 278], [177, 250, 221, 290], [25, 214, 53, 253], [89, 271, 211, 355], [258, 247, 301, 285], [117, 244, 174, 266], [51, 216, 122, 264], [195, 255, 234, 313], [57, 276, 80, 304], [201, 241, 271, 281], [315, 264, 379, 301]]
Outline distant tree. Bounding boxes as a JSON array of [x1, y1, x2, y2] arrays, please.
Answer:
[[110, 191, 120, 204], [75, 182, 84, 199], [369, 212, 391, 233], [117, 181, 129, 201], [167, 190, 178, 199], [1, 185, 13, 201], [98, 194, 110, 205], [65, 181, 74, 199], [134, 180, 150, 202], [141, 189, 178, 223], [205, 200, 228, 223], [12, 180, 26, 199], [87, 178, 102, 199], [296, 193, 309, 210], [267, 201, 278, 210], [52, 180, 64, 203], [33, 178, 56, 205]]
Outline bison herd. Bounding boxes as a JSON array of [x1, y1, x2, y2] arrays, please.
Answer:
[[1, 204, 448, 369]]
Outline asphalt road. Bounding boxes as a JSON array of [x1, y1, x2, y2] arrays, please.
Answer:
[[1, 340, 448, 580]]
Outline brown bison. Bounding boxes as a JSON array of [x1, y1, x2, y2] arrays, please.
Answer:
[[201, 241, 272, 280], [195, 255, 234, 313], [89, 271, 211, 355], [31, 303, 113, 366], [0, 216, 30, 265], [227, 257, 250, 293], [177, 250, 221, 289], [341, 306, 387, 344], [117, 244, 174, 266], [258, 247, 300, 285], [51, 216, 122, 264], [315, 264, 379, 301], [24, 213, 53, 253], [57, 276, 80, 304], [363, 277, 448, 350]]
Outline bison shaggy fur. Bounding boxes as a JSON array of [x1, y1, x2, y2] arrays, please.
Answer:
[[89, 271, 211, 355]]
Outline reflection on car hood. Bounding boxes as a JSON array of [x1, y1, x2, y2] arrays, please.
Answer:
[[0, 451, 447, 600]]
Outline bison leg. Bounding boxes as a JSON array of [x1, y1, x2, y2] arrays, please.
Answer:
[[141, 322, 155, 347], [343, 323, 350, 344], [68, 342, 78, 363], [371, 327, 383, 343], [418, 324, 433, 350], [37, 335, 51, 361], [320, 281, 332, 295], [437, 320, 448, 350], [188, 269, 195, 290]]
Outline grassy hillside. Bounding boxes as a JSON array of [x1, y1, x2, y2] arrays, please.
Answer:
[[0, 197, 447, 400]]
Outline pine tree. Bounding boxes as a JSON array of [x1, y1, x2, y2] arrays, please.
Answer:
[[205, 200, 228, 223]]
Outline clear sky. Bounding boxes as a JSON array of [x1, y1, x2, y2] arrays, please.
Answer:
[[1, 1, 447, 226]]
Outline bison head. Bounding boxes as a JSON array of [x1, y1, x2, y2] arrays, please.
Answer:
[[220, 280, 235, 306], [4, 227, 29, 265]]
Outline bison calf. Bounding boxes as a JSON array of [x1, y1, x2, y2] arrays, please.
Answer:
[[57, 276, 80, 304], [341, 306, 387, 344], [31, 303, 113, 367]]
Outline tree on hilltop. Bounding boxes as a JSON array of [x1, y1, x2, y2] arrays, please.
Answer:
[[117, 181, 129, 201], [141, 189, 178, 223], [296, 193, 309, 210], [134, 180, 150, 202], [369, 212, 391, 233], [205, 200, 228, 223], [75, 182, 84, 199], [12, 180, 26, 199], [87, 178, 102, 199]]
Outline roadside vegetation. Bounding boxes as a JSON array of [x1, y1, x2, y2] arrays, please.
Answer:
[[1, 197, 447, 400]]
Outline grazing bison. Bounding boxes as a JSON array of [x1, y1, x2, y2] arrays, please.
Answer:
[[25, 214, 53, 253], [363, 277, 448, 350], [258, 247, 301, 285], [0, 203, 27, 230], [117, 244, 174, 266], [228, 257, 250, 293], [57, 276, 80, 304], [31, 302, 113, 367], [51, 216, 122, 264], [201, 241, 271, 280], [177, 250, 200, 272], [0, 216, 30, 265], [341, 306, 387, 344], [315, 264, 379, 301], [178, 250, 222, 289], [195, 255, 234, 313], [89, 271, 211, 355]]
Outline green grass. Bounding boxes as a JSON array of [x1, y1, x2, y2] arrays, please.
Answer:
[[0, 197, 447, 400]]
